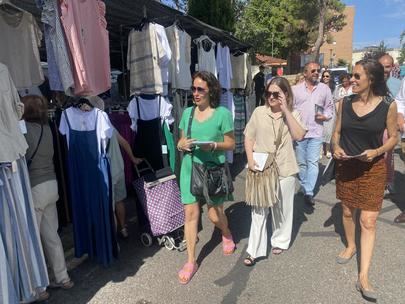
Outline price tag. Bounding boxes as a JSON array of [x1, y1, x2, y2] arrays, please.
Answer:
[[11, 161, 17, 173], [19, 120, 27, 134]]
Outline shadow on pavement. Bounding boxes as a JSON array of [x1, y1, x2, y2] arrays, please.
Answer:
[[49, 196, 162, 304], [230, 153, 247, 179], [388, 171, 405, 213], [196, 201, 251, 266], [323, 202, 344, 244], [214, 245, 254, 304], [290, 193, 309, 247]]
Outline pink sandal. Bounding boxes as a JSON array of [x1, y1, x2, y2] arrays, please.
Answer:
[[222, 235, 236, 255], [178, 262, 198, 284]]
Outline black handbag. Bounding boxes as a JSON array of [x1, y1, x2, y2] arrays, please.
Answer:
[[186, 107, 234, 201]]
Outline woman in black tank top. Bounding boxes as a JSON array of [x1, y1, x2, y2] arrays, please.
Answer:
[[331, 59, 398, 301]]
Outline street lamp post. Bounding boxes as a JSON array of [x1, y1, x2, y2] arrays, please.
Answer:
[[330, 41, 337, 68], [329, 48, 333, 68]]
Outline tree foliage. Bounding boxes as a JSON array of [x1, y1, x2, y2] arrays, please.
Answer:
[[399, 30, 405, 65], [188, 0, 235, 32], [311, 0, 346, 62], [235, 0, 346, 60], [337, 58, 348, 67]]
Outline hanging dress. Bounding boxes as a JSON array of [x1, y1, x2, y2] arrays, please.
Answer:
[[0, 159, 49, 303], [64, 111, 117, 266], [132, 97, 165, 171]]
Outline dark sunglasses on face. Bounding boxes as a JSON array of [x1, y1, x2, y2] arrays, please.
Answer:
[[191, 86, 207, 94], [265, 91, 280, 99], [311, 69, 321, 73], [353, 73, 361, 80], [323, 75, 330, 78]]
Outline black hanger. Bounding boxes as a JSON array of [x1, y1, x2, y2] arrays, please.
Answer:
[[232, 49, 244, 56], [135, 17, 149, 31], [0, 1, 23, 14], [174, 16, 185, 32]]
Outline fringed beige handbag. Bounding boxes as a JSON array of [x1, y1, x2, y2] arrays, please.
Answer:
[[245, 120, 284, 208]]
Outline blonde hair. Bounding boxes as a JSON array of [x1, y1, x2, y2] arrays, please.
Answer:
[[294, 73, 305, 85]]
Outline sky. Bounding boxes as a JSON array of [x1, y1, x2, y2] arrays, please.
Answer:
[[342, 0, 404, 49]]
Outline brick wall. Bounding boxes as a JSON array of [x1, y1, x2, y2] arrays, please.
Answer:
[[320, 6, 355, 68]]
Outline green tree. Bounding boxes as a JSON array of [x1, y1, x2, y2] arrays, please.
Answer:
[[398, 30, 405, 65], [188, 0, 235, 32], [337, 58, 348, 67], [311, 0, 346, 62], [235, 0, 346, 62], [235, 0, 310, 59]]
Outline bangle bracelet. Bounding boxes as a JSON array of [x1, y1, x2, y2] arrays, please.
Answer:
[[210, 142, 217, 152]]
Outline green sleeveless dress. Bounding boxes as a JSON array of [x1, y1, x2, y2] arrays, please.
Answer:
[[179, 106, 234, 205]]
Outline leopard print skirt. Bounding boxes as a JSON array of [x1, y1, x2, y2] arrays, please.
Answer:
[[336, 157, 386, 211]]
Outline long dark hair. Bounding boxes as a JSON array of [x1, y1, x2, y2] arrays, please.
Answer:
[[266, 76, 294, 111], [321, 70, 335, 92], [22, 95, 48, 125], [355, 59, 389, 97], [192, 71, 221, 108]]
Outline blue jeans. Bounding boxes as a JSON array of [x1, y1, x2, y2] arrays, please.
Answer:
[[295, 137, 323, 196]]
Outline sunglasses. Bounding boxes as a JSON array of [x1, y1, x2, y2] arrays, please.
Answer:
[[323, 75, 330, 78], [191, 86, 207, 94], [265, 91, 280, 99], [311, 69, 321, 73], [353, 73, 361, 80]]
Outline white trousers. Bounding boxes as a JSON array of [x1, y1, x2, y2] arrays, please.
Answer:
[[31, 180, 69, 283], [247, 175, 296, 259]]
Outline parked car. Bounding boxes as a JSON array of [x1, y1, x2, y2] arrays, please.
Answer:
[[328, 67, 349, 85]]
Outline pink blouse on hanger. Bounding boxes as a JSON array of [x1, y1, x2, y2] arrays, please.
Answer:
[[60, 0, 111, 96]]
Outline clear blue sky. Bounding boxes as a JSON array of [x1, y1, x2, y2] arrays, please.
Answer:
[[343, 0, 404, 49]]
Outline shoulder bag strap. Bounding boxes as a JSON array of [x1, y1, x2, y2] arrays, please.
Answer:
[[186, 106, 196, 140], [274, 119, 285, 152], [28, 124, 44, 165], [186, 106, 196, 163]]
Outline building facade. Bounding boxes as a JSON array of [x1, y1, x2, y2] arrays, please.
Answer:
[[319, 6, 355, 68], [352, 48, 401, 66]]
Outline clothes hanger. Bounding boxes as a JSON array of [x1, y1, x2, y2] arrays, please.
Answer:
[[232, 49, 244, 56], [194, 34, 215, 46], [0, 0, 24, 14], [194, 35, 216, 52], [173, 15, 185, 32], [135, 5, 149, 31]]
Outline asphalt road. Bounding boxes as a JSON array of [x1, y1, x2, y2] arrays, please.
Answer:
[[48, 153, 405, 304]]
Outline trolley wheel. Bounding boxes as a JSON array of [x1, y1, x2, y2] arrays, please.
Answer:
[[164, 237, 175, 250], [140, 232, 153, 247]]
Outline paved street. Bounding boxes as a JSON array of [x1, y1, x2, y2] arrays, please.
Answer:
[[49, 153, 405, 304]]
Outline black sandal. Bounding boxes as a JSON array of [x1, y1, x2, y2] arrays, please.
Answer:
[[243, 255, 256, 267]]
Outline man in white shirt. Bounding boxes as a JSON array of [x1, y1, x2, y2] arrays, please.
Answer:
[[394, 78, 405, 223]]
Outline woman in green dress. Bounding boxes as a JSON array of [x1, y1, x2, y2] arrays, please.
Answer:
[[176, 71, 236, 284]]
